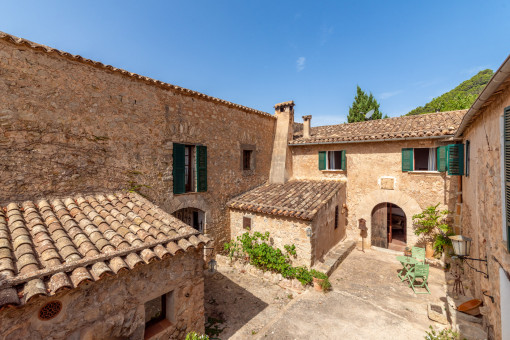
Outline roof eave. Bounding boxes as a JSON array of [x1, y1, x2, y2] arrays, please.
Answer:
[[289, 134, 455, 146]]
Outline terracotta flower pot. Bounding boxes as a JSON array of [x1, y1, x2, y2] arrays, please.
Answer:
[[425, 242, 435, 259], [313, 277, 324, 292]]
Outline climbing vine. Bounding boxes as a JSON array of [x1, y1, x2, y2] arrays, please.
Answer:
[[224, 231, 330, 288]]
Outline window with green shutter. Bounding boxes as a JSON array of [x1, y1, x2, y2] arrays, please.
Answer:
[[173, 143, 207, 194], [196, 145, 207, 192], [447, 144, 464, 176], [401, 148, 413, 171], [173, 143, 186, 194], [319, 151, 346, 170], [437, 146, 448, 172], [318, 151, 326, 170], [504, 106, 510, 251]]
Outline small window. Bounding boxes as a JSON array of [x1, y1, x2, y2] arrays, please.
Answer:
[[145, 295, 166, 328], [243, 216, 252, 230], [144, 292, 174, 338], [334, 206, 339, 229], [328, 151, 343, 170], [414, 148, 436, 171], [243, 150, 253, 170]]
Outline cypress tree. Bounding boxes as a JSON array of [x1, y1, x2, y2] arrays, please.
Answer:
[[347, 86, 383, 123]]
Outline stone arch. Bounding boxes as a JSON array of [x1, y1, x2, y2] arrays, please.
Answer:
[[358, 189, 422, 247], [168, 195, 211, 233]]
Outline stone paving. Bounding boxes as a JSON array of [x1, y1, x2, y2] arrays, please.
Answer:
[[205, 247, 450, 340]]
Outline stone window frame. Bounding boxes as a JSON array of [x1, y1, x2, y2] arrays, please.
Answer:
[[240, 144, 256, 173], [144, 290, 175, 339]]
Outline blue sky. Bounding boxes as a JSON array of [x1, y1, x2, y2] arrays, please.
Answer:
[[1, 1, 509, 125]]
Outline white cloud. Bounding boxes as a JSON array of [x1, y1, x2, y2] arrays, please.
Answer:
[[379, 90, 403, 99], [320, 24, 334, 46], [296, 57, 306, 72]]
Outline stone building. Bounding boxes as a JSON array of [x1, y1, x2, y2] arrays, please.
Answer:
[[228, 180, 346, 267], [0, 192, 209, 339], [271, 100, 465, 251], [0, 31, 276, 250], [452, 55, 510, 340]]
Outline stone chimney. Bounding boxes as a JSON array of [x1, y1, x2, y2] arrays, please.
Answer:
[[302, 115, 311, 139], [269, 101, 295, 184]]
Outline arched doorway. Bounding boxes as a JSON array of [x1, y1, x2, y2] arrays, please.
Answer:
[[371, 203, 406, 251], [172, 207, 205, 233]]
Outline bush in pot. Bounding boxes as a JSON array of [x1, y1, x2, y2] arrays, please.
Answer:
[[310, 269, 331, 292], [412, 203, 452, 258]]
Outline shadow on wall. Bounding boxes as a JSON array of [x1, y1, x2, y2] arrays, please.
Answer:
[[204, 272, 268, 338]]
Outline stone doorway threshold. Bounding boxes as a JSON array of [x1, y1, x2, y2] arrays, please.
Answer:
[[312, 240, 356, 276]]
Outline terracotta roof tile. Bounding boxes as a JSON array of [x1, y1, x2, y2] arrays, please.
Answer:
[[228, 180, 344, 221], [0, 31, 274, 120], [290, 110, 467, 145], [0, 192, 211, 308]]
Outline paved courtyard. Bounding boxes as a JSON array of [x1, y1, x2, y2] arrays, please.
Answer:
[[205, 246, 448, 339]]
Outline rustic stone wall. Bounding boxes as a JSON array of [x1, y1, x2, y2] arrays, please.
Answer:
[[229, 209, 313, 267], [0, 39, 276, 249], [290, 140, 458, 247], [0, 249, 205, 340], [461, 80, 510, 340], [311, 184, 346, 262]]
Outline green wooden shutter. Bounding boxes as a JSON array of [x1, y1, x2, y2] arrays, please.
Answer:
[[504, 106, 510, 251], [318, 151, 327, 170], [341, 150, 347, 171], [447, 144, 464, 176], [465, 141, 470, 177], [196, 145, 207, 192], [437, 146, 448, 172], [401, 148, 413, 172], [173, 143, 185, 194]]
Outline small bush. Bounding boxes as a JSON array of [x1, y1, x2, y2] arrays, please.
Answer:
[[424, 326, 459, 340], [186, 332, 209, 340], [224, 232, 329, 290]]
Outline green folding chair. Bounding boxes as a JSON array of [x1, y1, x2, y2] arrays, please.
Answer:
[[411, 247, 425, 263], [408, 263, 430, 294]]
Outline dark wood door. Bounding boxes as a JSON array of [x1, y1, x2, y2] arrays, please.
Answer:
[[371, 203, 388, 248]]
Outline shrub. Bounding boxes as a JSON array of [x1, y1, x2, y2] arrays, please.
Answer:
[[186, 332, 209, 340], [413, 203, 453, 255], [224, 232, 329, 290], [424, 326, 459, 340]]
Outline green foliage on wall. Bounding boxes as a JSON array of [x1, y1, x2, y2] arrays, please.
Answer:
[[406, 69, 493, 116]]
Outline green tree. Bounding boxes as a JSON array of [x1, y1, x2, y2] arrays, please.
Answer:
[[347, 86, 383, 123], [407, 69, 493, 116]]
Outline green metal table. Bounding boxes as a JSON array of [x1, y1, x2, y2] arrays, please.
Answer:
[[396, 255, 418, 282]]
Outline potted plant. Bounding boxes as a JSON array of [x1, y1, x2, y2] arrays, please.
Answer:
[[310, 270, 331, 292], [412, 204, 452, 259]]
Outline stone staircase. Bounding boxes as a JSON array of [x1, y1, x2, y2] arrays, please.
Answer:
[[312, 240, 356, 276]]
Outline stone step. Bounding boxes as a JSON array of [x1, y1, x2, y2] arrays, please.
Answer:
[[312, 240, 356, 276]]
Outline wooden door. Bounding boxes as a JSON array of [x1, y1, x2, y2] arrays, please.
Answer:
[[371, 203, 388, 248]]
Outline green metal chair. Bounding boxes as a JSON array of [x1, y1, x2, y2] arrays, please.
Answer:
[[408, 264, 430, 294], [411, 247, 425, 263]]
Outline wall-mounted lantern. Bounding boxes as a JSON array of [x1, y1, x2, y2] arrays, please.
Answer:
[[449, 235, 488, 279]]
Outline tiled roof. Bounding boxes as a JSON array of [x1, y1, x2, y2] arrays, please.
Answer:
[[228, 180, 344, 220], [290, 110, 467, 145], [0, 31, 274, 120], [0, 192, 210, 308]]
